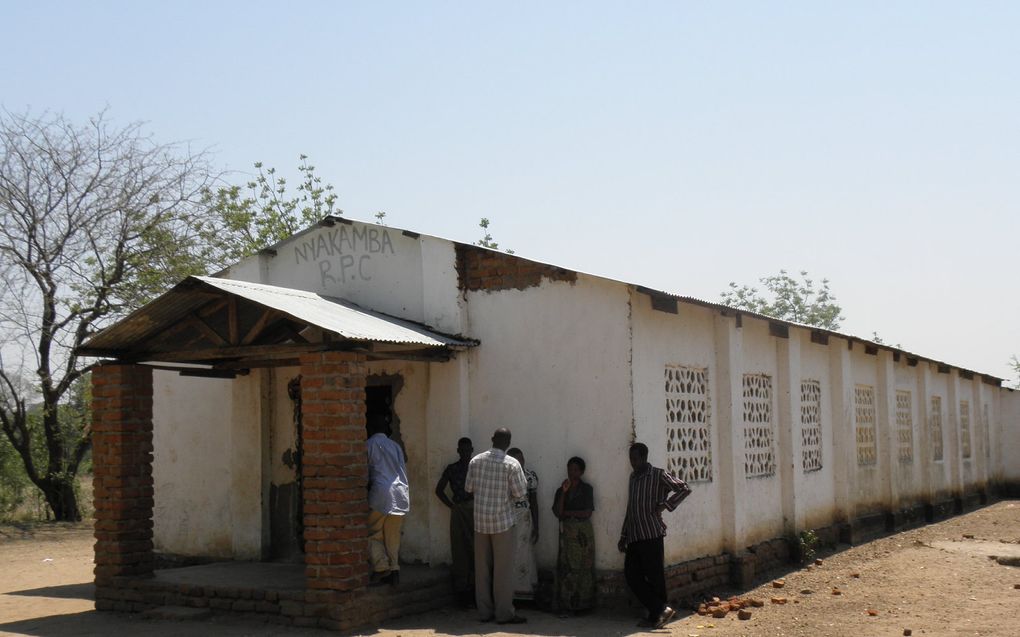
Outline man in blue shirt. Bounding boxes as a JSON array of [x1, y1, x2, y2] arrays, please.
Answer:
[[366, 414, 410, 586]]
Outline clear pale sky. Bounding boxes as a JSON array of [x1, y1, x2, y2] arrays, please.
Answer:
[[2, 2, 1018, 380]]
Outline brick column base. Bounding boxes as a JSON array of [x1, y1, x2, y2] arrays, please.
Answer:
[[300, 352, 369, 594], [91, 364, 155, 595]]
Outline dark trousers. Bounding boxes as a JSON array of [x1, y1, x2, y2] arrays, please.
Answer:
[[624, 537, 667, 618], [450, 500, 475, 596]]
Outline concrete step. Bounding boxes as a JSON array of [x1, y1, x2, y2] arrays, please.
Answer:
[[142, 605, 213, 621]]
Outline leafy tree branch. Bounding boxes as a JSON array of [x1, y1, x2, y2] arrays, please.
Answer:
[[720, 269, 843, 330]]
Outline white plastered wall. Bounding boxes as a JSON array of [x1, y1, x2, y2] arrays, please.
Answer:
[[152, 371, 263, 559], [1000, 390, 1020, 483], [630, 293, 725, 562], [892, 359, 926, 506], [957, 379, 977, 490], [463, 274, 633, 571], [733, 317, 784, 546], [849, 349, 884, 515], [795, 332, 838, 531], [249, 224, 428, 322], [924, 366, 953, 499]]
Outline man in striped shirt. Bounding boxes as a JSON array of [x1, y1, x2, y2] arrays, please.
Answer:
[[618, 442, 692, 629], [465, 428, 528, 625]]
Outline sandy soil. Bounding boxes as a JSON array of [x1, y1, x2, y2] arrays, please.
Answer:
[[2, 501, 1019, 637]]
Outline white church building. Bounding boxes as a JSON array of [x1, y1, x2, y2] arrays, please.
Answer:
[[82, 215, 1020, 628]]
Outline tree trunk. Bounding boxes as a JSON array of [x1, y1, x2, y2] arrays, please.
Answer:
[[40, 478, 82, 522]]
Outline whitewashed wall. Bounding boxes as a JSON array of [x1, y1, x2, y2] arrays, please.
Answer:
[[734, 318, 784, 546], [892, 359, 925, 505], [1002, 390, 1020, 482], [226, 224, 431, 324], [423, 356, 471, 566], [630, 294, 725, 562], [924, 365, 952, 499], [463, 274, 633, 571], [152, 371, 263, 558], [958, 375, 976, 492], [794, 333, 837, 531]]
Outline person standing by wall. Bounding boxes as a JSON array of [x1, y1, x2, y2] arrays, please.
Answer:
[[552, 456, 596, 615], [506, 447, 539, 601], [366, 414, 410, 587], [435, 437, 475, 606], [618, 442, 691, 629], [465, 428, 528, 625]]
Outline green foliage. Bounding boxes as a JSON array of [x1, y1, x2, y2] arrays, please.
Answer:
[[202, 155, 338, 264], [870, 332, 902, 349], [797, 529, 819, 565], [476, 218, 514, 254], [0, 434, 31, 519], [721, 270, 843, 330]]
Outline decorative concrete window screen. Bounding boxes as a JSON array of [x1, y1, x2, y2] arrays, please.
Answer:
[[664, 365, 713, 483], [800, 380, 823, 472], [930, 396, 944, 462], [983, 403, 991, 464], [854, 385, 877, 466], [959, 400, 972, 459], [895, 390, 914, 464], [742, 373, 775, 478]]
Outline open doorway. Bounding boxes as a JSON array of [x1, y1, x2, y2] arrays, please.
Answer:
[[365, 374, 405, 451], [268, 374, 304, 562]]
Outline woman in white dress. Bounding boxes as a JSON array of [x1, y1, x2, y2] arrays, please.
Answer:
[[507, 447, 539, 600]]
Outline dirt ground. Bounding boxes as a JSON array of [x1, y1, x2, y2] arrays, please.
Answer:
[[2, 501, 1019, 637]]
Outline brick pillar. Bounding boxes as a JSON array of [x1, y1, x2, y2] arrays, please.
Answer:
[[92, 364, 154, 589], [300, 352, 369, 593]]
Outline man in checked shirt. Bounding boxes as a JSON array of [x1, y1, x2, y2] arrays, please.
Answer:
[[617, 441, 692, 629], [465, 428, 528, 625]]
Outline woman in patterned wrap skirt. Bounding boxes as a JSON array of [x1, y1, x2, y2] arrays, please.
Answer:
[[552, 456, 595, 614]]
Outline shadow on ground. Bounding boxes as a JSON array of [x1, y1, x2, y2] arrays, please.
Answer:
[[0, 606, 679, 637], [5, 583, 95, 601]]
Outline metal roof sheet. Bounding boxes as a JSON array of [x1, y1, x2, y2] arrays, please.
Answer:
[[191, 276, 473, 348], [80, 275, 476, 355]]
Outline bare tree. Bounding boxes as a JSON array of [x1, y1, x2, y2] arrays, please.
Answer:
[[0, 109, 217, 520]]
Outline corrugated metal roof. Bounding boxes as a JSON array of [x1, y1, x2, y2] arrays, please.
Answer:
[[80, 275, 477, 356], [216, 215, 1007, 383], [192, 276, 473, 348], [633, 285, 1005, 382]]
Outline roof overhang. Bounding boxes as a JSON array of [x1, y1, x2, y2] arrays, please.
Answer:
[[78, 276, 478, 370]]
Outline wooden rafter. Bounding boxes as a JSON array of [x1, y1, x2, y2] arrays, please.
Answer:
[[241, 309, 275, 346], [198, 297, 229, 318], [214, 358, 302, 370], [227, 297, 238, 345], [187, 314, 228, 346], [352, 347, 451, 363], [134, 342, 345, 363]]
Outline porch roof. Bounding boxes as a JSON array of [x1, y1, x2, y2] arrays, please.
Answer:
[[78, 276, 478, 369]]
